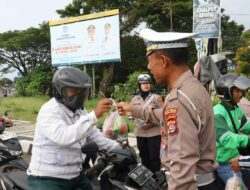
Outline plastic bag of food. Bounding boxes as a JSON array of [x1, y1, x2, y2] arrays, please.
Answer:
[[103, 111, 128, 140], [225, 173, 247, 190]]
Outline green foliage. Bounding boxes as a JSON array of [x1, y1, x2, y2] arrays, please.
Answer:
[[112, 71, 141, 101], [221, 12, 245, 55], [114, 36, 147, 83], [242, 31, 250, 45], [246, 90, 250, 101], [0, 96, 50, 122], [0, 78, 13, 86], [235, 31, 250, 77], [15, 64, 53, 96], [140, 0, 193, 32], [0, 96, 119, 124], [56, 1, 246, 95], [212, 95, 220, 106], [15, 76, 31, 96], [57, 0, 193, 34], [0, 22, 50, 76]]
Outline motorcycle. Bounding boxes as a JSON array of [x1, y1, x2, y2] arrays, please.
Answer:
[[0, 126, 166, 190], [0, 127, 29, 190], [82, 139, 167, 190]]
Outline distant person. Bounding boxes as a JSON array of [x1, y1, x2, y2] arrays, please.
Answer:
[[130, 73, 163, 173], [2, 87, 7, 97], [27, 67, 120, 190]]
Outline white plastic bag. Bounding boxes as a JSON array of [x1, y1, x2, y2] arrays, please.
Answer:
[[102, 111, 128, 140], [225, 173, 247, 190]]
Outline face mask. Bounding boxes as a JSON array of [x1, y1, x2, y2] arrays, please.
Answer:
[[64, 94, 84, 111]]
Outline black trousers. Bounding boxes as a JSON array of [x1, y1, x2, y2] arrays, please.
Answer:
[[28, 170, 93, 190], [136, 135, 161, 173], [163, 181, 221, 190]]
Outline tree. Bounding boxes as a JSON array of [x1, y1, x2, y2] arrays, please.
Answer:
[[56, 1, 246, 95], [221, 11, 245, 55], [242, 30, 250, 46], [0, 78, 13, 87], [112, 71, 141, 101], [15, 64, 53, 96], [235, 31, 250, 76], [56, 0, 194, 95], [57, 0, 193, 34], [0, 22, 51, 76]]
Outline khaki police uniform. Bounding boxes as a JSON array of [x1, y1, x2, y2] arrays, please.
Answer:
[[161, 70, 217, 190], [131, 100, 163, 127], [130, 93, 162, 137], [130, 93, 163, 172], [130, 70, 217, 189], [134, 28, 219, 189]]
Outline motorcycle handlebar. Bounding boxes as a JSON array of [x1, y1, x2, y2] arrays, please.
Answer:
[[85, 160, 105, 177]]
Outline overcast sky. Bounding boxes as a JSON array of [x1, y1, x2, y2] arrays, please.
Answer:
[[0, 0, 249, 80], [0, 0, 72, 33], [0, 0, 249, 33]]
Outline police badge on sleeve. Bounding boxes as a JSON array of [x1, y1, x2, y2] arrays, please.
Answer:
[[164, 108, 178, 136]]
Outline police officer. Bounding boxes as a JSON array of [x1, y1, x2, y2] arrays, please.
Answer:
[[130, 73, 163, 173], [214, 74, 250, 184], [117, 28, 218, 190], [27, 67, 119, 190]]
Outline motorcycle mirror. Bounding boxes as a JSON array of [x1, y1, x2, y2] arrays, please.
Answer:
[[81, 142, 99, 155]]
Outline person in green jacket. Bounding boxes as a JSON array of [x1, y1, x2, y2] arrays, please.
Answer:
[[214, 74, 250, 184]]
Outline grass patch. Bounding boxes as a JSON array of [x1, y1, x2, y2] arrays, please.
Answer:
[[0, 96, 50, 122]]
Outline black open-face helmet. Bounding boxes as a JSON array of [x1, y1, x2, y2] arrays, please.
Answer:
[[215, 74, 250, 101], [53, 67, 92, 101]]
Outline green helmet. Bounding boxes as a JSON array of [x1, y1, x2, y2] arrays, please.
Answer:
[[215, 74, 250, 101]]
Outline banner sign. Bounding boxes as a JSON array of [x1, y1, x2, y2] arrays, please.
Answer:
[[193, 0, 221, 38], [49, 9, 120, 66]]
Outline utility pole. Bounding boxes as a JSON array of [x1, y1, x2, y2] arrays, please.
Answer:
[[169, 0, 173, 32]]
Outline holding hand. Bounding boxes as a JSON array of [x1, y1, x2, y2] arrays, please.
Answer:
[[229, 156, 241, 173], [94, 98, 113, 118], [116, 102, 132, 116]]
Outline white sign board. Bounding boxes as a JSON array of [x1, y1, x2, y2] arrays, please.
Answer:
[[50, 11, 120, 66], [193, 0, 221, 38]]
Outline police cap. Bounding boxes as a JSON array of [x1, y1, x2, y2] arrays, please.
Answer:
[[139, 28, 196, 56]]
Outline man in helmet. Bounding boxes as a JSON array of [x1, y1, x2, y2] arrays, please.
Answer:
[[214, 74, 250, 184], [130, 73, 163, 173], [27, 67, 119, 190], [117, 29, 219, 189]]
